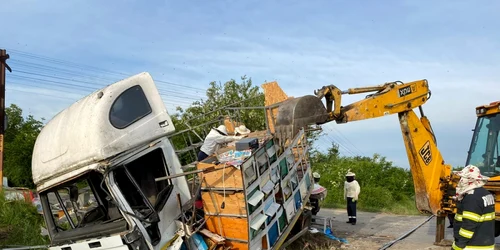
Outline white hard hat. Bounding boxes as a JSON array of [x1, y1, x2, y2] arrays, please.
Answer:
[[313, 172, 320, 178]]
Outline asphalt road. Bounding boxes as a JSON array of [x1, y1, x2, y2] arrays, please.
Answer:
[[316, 208, 500, 250]]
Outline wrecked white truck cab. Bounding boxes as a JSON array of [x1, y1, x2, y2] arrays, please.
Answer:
[[32, 72, 191, 250]]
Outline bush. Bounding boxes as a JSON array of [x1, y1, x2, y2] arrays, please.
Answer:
[[311, 147, 419, 215], [358, 186, 394, 210], [0, 191, 49, 246]]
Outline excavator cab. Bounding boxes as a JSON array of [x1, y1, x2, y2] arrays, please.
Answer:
[[466, 102, 500, 177], [465, 101, 500, 236]]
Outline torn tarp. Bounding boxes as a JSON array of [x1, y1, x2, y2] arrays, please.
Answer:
[[324, 227, 348, 244]]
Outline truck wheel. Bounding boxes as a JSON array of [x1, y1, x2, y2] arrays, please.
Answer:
[[495, 221, 500, 237]]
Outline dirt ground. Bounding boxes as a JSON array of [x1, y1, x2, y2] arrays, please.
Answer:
[[286, 208, 500, 250]]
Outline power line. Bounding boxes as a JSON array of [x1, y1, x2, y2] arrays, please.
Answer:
[[7, 84, 191, 110], [9, 75, 96, 92], [326, 131, 357, 156], [13, 70, 105, 89], [11, 59, 207, 97], [6, 87, 81, 101], [328, 124, 366, 155], [8, 74, 202, 103], [9, 49, 128, 76], [320, 134, 354, 157], [11, 59, 119, 82], [11, 69, 206, 100], [318, 128, 356, 157], [324, 125, 364, 156], [7, 49, 207, 91]]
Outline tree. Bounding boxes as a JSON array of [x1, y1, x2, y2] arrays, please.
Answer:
[[168, 75, 323, 166], [4, 104, 43, 188], [169, 76, 266, 165], [175, 76, 265, 130]]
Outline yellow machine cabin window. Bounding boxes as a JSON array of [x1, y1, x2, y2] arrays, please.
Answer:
[[466, 113, 500, 177]]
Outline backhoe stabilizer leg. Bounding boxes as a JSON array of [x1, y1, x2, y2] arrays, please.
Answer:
[[434, 215, 447, 246]]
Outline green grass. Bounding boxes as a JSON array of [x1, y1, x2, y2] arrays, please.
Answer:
[[0, 191, 50, 247], [378, 198, 422, 215], [320, 197, 422, 216]]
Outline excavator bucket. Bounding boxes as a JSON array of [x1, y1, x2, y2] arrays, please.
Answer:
[[274, 95, 329, 143]]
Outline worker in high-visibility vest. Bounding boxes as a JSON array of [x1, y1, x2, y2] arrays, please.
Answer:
[[451, 165, 495, 250]]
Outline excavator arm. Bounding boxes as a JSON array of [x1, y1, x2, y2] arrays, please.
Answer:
[[274, 80, 455, 217]]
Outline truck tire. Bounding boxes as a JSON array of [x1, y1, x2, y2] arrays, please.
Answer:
[[495, 221, 500, 237]]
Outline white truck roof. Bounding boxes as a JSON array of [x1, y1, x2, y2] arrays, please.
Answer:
[[31, 72, 176, 192]]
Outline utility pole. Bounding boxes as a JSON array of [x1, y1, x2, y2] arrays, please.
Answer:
[[0, 49, 11, 191]]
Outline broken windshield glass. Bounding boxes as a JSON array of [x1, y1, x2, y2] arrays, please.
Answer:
[[113, 147, 174, 245], [40, 171, 127, 245]]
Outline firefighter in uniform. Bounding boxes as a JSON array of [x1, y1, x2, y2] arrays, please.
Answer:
[[344, 170, 360, 225], [452, 165, 495, 250]]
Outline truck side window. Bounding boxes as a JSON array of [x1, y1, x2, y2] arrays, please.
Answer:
[[113, 148, 171, 244], [109, 85, 152, 129], [114, 148, 171, 217]]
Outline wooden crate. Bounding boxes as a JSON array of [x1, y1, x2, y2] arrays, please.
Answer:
[[202, 191, 247, 216], [198, 162, 244, 189], [225, 241, 249, 250], [205, 216, 249, 241]]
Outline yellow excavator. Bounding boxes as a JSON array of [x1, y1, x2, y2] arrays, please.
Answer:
[[272, 79, 500, 244]]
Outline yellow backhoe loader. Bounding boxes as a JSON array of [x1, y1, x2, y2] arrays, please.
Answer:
[[272, 79, 500, 244]]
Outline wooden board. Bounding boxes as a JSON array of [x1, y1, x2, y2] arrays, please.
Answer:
[[202, 191, 247, 216], [198, 162, 244, 189], [225, 241, 248, 250], [261, 81, 289, 133], [262, 81, 288, 107], [205, 216, 249, 241], [223, 116, 242, 135]]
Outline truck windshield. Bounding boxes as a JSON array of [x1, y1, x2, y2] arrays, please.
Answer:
[[39, 171, 127, 245], [466, 113, 500, 177]]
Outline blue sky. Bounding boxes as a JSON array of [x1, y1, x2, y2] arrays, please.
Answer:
[[1, 0, 500, 169]]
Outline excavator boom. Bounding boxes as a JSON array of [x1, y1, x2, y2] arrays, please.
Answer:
[[274, 80, 454, 217]]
